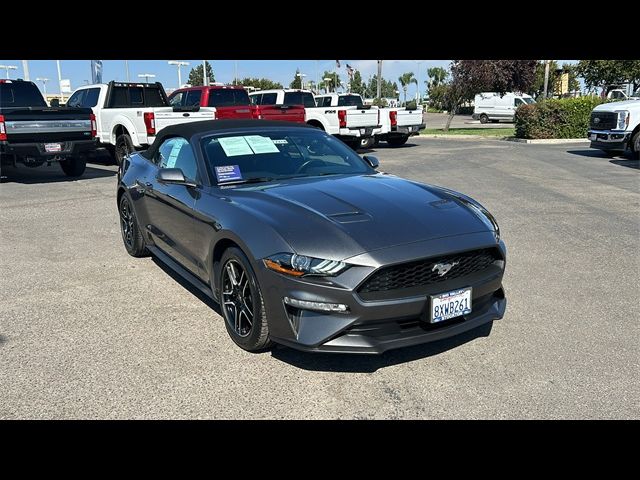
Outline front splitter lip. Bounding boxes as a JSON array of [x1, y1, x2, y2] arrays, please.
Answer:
[[270, 291, 506, 354]]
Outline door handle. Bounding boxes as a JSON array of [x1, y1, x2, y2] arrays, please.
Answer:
[[183, 113, 190, 117]]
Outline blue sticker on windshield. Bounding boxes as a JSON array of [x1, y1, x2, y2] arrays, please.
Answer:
[[215, 165, 242, 182]]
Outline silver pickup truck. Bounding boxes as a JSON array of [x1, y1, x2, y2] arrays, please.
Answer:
[[0, 79, 96, 177]]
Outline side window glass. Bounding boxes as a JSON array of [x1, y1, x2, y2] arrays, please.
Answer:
[[169, 92, 184, 106], [156, 137, 198, 181]]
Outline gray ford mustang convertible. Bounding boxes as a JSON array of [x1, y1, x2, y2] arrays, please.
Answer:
[[118, 120, 506, 354]]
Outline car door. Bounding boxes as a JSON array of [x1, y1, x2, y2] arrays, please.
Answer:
[[144, 136, 202, 277]]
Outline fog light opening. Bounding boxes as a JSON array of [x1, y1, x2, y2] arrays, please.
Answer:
[[283, 296, 349, 313]]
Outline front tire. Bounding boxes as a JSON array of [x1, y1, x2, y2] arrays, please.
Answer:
[[631, 131, 640, 160], [118, 194, 148, 257], [219, 247, 273, 352], [479, 113, 489, 124], [387, 136, 409, 147], [60, 156, 87, 177], [115, 133, 134, 167]]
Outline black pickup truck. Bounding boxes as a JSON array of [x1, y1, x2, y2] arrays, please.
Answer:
[[0, 79, 97, 177]]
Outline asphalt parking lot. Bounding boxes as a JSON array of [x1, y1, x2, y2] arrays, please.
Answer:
[[1, 138, 638, 419]]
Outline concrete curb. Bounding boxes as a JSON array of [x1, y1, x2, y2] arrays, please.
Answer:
[[503, 138, 590, 144], [414, 135, 590, 144]]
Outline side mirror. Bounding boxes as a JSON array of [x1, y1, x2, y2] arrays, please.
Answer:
[[363, 155, 379, 169], [157, 168, 197, 187]]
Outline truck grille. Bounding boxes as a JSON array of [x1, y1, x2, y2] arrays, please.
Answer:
[[590, 111, 617, 130], [357, 248, 500, 295]]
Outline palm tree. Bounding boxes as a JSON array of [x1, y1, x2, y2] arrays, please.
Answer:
[[398, 72, 418, 105]]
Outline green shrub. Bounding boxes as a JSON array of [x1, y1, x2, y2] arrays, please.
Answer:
[[515, 97, 606, 139]]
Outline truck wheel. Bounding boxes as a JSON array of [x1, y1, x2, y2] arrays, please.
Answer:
[[631, 131, 640, 160], [479, 114, 489, 124], [360, 137, 375, 149], [115, 133, 134, 167], [387, 136, 409, 147], [60, 157, 87, 177], [343, 139, 360, 150]]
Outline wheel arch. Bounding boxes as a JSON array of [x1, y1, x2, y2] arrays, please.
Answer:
[[307, 119, 325, 130]]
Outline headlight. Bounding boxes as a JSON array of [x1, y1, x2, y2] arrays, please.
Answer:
[[263, 253, 350, 277], [616, 110, 630, 130]]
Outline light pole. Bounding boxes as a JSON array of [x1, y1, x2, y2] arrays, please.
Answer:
[[0, 65, 18, 79], [323, 77, 332, 93], [168, 61, 190, 88], [202, 60, 209, 86], [56, 60, 64, 102], [296, 72, 307, 90], [138, 73, 156, 83], [36, 77, 49, 96], [22, 60, 30, 81], [415, 60, 424, 103], [125, 60, 130, 82]]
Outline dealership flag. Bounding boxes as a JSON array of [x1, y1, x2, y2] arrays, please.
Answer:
[[91, 60, 103, 84]]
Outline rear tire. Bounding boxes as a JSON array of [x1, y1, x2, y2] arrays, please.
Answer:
[[219, 247, 273, 352], [115, 133, 134, 167], [343, 139, 360, 150], [118, 194, 148, 257], [631, 131, 640, 160], [60, 156, 87, 177], [479, 114, 489, 124], [387, 136, 409, 147], [360, 137, 375, 149]]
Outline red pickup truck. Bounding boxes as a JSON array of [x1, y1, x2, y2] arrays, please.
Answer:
[[167, 84, 305, 123]]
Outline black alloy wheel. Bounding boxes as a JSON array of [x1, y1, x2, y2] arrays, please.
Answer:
[[221, 259, 254, 338]]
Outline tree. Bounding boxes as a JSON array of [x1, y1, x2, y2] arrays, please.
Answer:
[[350, 70, 366, 96], [290, 68, 303, 89], [322, 70, 340, 92], [187, 61, 214, 86], [237, 77, 283, 90], [426, 67, 449, 91], [443, 60, 537, 131], [398, 72, 417, 105], [576, 60, 640, 95]]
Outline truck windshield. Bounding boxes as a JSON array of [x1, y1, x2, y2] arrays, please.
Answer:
[[283, 92, 317, 107], [632, 89, 640, 99], [208, 89, 250, 107], [0, 82, 47, 108], [337, 95, 364, 107], [523, 98, 536, 104]]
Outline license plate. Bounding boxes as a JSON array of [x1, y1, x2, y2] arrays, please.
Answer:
[[44, 143, 62, 152], [589, 133, 597, 141], [430, 287, 472, 323]]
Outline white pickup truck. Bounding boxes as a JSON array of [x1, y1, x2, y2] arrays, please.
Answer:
[[315, 93, 426, 148], [66, 81, 212, 164], [588, 89, 640, 160], [249, 89, 379, 149]]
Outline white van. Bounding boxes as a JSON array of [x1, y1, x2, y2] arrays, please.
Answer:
[[472, 92, 535, 123]]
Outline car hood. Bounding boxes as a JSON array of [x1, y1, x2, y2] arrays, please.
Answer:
[[223, 173, 492, 260], [594, 99, 640, 112]]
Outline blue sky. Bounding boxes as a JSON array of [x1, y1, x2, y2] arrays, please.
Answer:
[[0, 59, 577, 98]]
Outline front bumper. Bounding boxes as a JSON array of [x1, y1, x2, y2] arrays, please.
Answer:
[[259, 234, 506, 354], [588, 130, 631, 151], [0, 139, 97, 162]]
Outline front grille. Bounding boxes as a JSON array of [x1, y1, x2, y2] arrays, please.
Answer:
[[590, 111, 617, 130], [358, 248, 500, 294]]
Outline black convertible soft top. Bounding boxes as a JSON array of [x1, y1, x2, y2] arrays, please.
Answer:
[[143, 119, 314, 160]]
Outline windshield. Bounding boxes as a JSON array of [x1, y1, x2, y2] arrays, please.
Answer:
[[208, 88, 250, 107], [337, 95, 364, 107], [0, 82, 47, 108], [632, 89, 640, 99], [283, 91, 317, 107], [203, 129, 373, 185], [523, 97, 536, 104]]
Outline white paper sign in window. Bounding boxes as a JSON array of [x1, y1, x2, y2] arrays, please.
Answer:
[[245, 135, 280, 154], [218, 136, 254, 157]]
